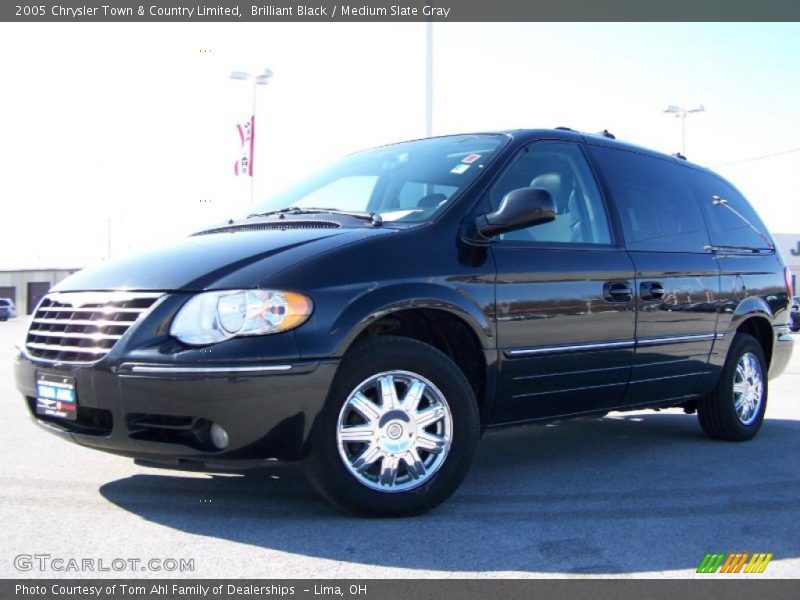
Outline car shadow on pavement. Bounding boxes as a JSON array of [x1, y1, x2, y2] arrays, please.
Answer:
[[99, 411, 800, 574]]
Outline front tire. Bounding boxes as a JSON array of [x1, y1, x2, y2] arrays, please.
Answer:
[[698, 333, 768, 441], [305, 336, 480, 517]]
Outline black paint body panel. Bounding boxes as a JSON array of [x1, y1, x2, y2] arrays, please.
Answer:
[[492, 247, 636, 423], [14, 128, 793, 466]]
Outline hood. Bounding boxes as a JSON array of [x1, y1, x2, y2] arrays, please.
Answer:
[[54, 226, 392, 292]]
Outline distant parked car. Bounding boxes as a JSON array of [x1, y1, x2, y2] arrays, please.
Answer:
[[0, 298, 17, 321], [791, 296, 800, 332]]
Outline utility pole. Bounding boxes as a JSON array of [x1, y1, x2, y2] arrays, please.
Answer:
[[425, 22, 433, 138]]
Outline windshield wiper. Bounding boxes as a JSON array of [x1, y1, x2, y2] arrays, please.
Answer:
[[704, 244, 773, 255], [246, 206, 303, 219], [298, 207, 382, 225], [248, 206, 382, 226]]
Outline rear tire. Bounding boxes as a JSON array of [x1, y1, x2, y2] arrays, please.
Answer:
[[698, 333, 767, 441], [304, 336, 480, 517]]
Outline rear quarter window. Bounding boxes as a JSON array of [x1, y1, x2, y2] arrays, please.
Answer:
[[683, 169, 772, 250], [589, 145, 710, 253]]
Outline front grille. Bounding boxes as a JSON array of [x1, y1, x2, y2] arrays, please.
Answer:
[[194, 220, 341, 235], [26, 292, 162, 362]]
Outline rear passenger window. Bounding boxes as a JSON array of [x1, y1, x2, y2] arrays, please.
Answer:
[[683, 170, 772, 250], [590, 146, 709, 252]]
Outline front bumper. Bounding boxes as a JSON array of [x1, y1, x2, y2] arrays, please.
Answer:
[[14, 350, 338, 469]]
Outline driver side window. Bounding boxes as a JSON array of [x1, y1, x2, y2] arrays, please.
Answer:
[[490, 142, 612, 244]]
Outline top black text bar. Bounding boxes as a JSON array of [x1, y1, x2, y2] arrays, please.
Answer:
[[4, 0, 800, 22]]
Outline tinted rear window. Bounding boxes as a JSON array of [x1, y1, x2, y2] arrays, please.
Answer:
[[683, 169, 772, 250], [0, 300, 9, 307], [589, 145, 709, 252]]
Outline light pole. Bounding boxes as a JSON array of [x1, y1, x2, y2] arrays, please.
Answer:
[[230, 68, 274, 204], [425, 22, 433, 138], [663, 104, 705, 155]]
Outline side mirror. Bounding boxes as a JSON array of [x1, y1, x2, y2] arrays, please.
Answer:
[[475, 187, 556, 238]]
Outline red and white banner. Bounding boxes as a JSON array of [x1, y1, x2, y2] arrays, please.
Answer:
[[234, 115, 255, 177]]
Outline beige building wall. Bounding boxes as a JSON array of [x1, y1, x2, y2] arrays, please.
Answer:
[[773, 233, 800, 294], [0, 269, 80, 316]]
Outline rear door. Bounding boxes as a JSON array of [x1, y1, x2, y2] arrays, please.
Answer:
[[588, 145, 719, 405], [490, 140, 637, 424]]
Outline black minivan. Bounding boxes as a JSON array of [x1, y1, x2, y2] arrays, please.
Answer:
[[15, 129, 794, 516]]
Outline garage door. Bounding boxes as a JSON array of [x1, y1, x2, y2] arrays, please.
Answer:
[[0, 286, 15, 303], [27, 282, 51, 314]]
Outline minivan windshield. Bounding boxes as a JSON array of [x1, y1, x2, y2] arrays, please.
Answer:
[[249, 134, 507, 223]]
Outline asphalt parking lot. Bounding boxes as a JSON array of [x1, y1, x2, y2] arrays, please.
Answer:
[[1, 316, 798, 579]]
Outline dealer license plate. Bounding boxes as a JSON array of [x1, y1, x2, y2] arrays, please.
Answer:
[[35, 373, 77, 421]]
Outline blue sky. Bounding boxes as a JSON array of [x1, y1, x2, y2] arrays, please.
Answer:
[[0, 22, 798, 269]]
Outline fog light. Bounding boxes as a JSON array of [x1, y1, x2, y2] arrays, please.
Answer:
[[210, 423, 229, 450]]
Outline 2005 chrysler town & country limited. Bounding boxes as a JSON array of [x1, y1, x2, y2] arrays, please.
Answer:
[[15, 129, 794, 516]]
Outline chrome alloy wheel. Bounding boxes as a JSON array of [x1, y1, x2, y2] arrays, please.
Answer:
[[733, 351, 764, 426], [336, 370, 453, 492]]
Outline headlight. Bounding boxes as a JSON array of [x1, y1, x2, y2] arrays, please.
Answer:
[[170, 290, 313, 345]]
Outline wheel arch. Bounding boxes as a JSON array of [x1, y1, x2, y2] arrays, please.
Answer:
[[331, 283, 494, 355], [734, 315, 774, 369], [714, 296, 775, 375], [330, 284, 497, 424]]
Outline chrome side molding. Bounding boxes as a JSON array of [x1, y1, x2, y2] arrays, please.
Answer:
[[121, 363, 294, 375]]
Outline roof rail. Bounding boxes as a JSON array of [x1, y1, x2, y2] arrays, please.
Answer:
[[554, 126, 617, 140]]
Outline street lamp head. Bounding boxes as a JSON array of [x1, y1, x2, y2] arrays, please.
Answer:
[[254, 68, 274, 85], [662, 103, 706, 156], [230, 69, 274, 84], [663, 104, 706, 116]]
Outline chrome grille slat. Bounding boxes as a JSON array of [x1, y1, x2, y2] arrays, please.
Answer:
[[35, 306, 148, 314], [27, 342, 109, 355], [32, 318, 130, 327], [28, 330, 123, 341], [25, 292, 162, 363]]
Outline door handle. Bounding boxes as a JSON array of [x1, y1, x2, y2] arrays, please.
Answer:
[[640, 281, 665, 301], [604, 281, 633, 302]]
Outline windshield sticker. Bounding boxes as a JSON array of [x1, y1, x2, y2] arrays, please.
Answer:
[[450, 163, 470, 175], [462, 153, 481, 164], [380, 209, 421, 221]]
